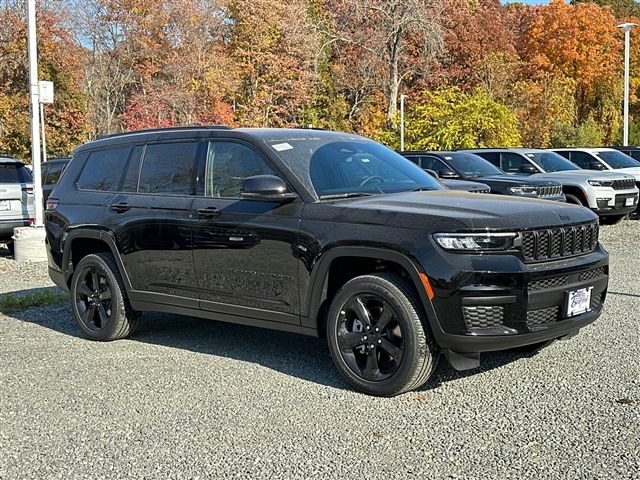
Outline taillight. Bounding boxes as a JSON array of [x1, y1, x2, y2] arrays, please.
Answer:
[[45, 199, 59, 211], [22, 186, 34, 194]]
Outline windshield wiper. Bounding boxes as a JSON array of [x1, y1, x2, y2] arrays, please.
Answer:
[[319, 192, 376, 200]]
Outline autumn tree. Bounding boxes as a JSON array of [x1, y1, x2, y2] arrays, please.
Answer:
[[0, 0, 88, 159], [323, 0, 444, 128], [405, 87, 521, 150], [520, 0, 622, 143]]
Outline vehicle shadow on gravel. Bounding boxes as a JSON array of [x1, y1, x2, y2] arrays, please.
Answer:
[[8, 299, 534, 393]]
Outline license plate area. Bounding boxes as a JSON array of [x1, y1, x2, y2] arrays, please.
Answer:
[[625, 197, 634, 207], [0, 200, 10, 211], [565, 287, 593, 317]]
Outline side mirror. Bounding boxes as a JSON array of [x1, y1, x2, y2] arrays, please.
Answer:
[[423, 168, 439, 178], [438, 169, 459, 179], [241, 175, 297, 201], [589, 162, 606, 170], [519, 163, 538, 174]]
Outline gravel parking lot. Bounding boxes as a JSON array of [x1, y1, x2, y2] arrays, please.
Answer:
[[0, 222, 638, 479]]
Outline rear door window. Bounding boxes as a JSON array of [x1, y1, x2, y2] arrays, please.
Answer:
[[138, 142, 199, 195]]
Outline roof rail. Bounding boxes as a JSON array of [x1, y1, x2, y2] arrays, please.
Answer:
[[96, 125, 232, 141]]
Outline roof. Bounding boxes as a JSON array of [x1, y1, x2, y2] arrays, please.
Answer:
[[77, 127, 365, 154], [551, 147, 618, 153], [0, 156, 24, 165]]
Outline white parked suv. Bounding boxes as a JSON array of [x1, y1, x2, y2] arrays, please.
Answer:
[[554, 147, 640, 216], [464, 148, 639, 224]]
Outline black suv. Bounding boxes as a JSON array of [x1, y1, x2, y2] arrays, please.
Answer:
[[401, 151, 565, 201], [45, 127, 609, 396]]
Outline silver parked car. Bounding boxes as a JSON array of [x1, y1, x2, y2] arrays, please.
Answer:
[[0, 157, 35, 253]]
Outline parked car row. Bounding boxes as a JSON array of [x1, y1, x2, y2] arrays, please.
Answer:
[[401, 147, 640, 224]]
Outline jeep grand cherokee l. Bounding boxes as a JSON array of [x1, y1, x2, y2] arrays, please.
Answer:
[[0, 156, 34, 253], [45, 127, 609, 396]]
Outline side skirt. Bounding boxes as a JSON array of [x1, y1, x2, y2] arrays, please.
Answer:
[[129, 299, 319, 337]]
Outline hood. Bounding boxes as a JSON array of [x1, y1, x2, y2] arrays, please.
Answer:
[[527, 170, 635, 183], [475, 175, 559, 187], [612, 167, 640, 180], [328, 190, 596, 231]]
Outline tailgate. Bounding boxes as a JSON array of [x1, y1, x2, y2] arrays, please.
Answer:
[[0, 183, 30, 219]]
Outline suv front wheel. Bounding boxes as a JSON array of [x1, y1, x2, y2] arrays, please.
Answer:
[[70, 253, 138, 341], [327, 272, 437, 397]]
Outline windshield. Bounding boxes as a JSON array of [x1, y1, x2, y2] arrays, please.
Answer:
[[0, 163, 32, 183], [446, 153, 504, 178], [595, 150, 640, 169], [524, 152, 580, 172], [266, 137, 443, 198]]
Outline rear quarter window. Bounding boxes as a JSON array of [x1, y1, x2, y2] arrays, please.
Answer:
[[77, 147, 131, 191]]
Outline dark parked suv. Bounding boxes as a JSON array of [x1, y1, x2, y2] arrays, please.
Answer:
[[45, 127, 609, 396]]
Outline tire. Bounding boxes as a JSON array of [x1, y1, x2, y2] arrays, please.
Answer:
[[564, 193, 585, 206], [600, 214, 626, 225], [6, 240, 14, 255], [326, 272, 437, 397], [70, 253, 138, 341]]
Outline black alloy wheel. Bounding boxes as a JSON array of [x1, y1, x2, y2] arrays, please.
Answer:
[[327, 272, 437, 397], [75, 264, 114, 332], [336, 294, 404, 382], [70, 253, 138, 341]]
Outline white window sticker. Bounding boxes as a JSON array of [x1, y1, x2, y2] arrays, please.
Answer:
[[272, 142, 293, 152]]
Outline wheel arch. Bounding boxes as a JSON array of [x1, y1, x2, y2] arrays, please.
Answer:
[[304, 246, 437, 336], [62, 229, 132, 292], [562, 185, 588, 206]]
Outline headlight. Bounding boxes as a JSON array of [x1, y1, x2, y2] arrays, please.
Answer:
[[433, 233, 517, 251], [587, 179, 613, 187], [508, 186, 538, 195]]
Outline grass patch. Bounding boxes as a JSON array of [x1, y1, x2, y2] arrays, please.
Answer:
[[0, 289, 68, 313]]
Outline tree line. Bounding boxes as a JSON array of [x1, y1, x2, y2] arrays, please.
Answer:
[[1, 0, 640, 160]]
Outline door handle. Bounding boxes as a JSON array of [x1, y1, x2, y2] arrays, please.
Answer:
[[197, 207, 222, 217], [110, 202, 131, 213]]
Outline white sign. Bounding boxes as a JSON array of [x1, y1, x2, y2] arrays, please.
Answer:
[[39, 81, 54, 104]]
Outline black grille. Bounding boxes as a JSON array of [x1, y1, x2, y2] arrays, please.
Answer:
[[612, 178, 636, 190], [579, 267, 606, 282], [537, 185, 562, 197], [521, 222, 598, 262], [529, 276, 568, 291], [526, 306, 560, 328], [463, 306, 504, 329]]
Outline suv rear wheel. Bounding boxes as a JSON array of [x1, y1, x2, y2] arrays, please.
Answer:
[[70, 253, 138, 341], [326, 272, 437, 397]]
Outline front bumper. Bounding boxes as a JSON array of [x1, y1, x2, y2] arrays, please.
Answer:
[[592, 189, 638, 216], [422, 246, 608, 354]]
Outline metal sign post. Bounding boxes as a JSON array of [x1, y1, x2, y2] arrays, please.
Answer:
[[27, 0, 43, 226], [39, 81, 53, 164]]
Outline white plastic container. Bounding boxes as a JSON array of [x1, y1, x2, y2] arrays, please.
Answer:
[[12, 226, 47, 262]]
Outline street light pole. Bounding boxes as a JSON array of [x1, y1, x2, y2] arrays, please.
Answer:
[[618, 22, 638, 147], [27, 0, 43, 226], [400, 94, 406, 152]]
